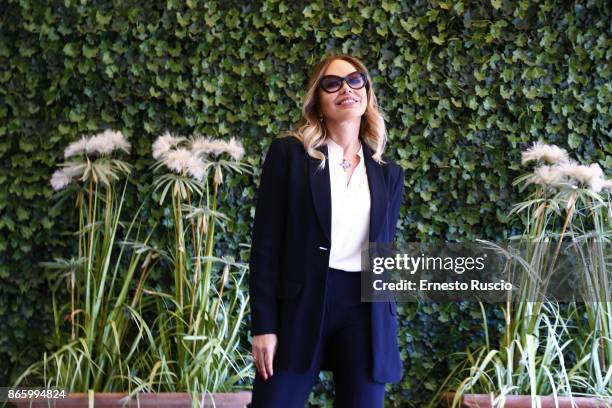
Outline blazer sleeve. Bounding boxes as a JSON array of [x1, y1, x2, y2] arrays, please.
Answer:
[[389, 165, 405, 240], [248, 138, 288, 336]]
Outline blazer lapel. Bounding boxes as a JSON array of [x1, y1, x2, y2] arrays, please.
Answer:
[[363, 143, 387, 242], [308, 144, 332, 244], [308, 140, 387, 245]]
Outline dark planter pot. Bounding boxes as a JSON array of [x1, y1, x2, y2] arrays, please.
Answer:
[[8, 392, 252, 408], [444, 392, 612, 408]]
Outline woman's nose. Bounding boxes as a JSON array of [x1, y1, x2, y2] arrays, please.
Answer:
[[339, 81, 352, 94]]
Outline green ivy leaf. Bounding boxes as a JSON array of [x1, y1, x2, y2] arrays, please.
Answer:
[[568, 133, 581, 149], [82, 45, 98, 59], [95, 10, 112, 26]]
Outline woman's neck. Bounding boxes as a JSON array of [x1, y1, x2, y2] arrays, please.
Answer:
[[326, 120, 361, 158]]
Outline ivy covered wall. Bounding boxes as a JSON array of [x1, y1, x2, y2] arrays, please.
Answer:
[[1, 0, 609, 405]]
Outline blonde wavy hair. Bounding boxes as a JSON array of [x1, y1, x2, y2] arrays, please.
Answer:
[[282, 54, 387, 170]]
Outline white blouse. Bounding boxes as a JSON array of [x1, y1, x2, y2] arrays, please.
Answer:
[[326, 138, 371, 272]]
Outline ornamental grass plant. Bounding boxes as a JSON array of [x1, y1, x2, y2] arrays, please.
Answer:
[[130, 132, 253, 394], [13, 130, 254, 401], [12, 130, 160, 392], [436, 142, 612, 407]]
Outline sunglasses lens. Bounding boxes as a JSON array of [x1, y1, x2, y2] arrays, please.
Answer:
[[321, 76, 342, 92], [347, 73, 365, 88]]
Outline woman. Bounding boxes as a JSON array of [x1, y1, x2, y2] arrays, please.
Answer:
[[249, 54, 404, 408]]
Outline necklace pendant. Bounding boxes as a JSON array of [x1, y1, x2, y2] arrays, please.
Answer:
[[339, 159, 351, 170]]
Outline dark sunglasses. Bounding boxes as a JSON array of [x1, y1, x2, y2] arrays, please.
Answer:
[[318, 71, 369, 93]]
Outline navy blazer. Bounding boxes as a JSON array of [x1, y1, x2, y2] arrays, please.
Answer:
[[248, 135, 405, 384]]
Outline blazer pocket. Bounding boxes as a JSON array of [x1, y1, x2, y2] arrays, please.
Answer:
[[388, 300, 397, 316], [276, 281, 303, 300]]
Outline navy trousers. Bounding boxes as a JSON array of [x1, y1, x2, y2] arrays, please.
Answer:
[[250, 267, 386, 408]]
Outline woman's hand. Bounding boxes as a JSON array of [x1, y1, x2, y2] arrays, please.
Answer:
[[252, 333, 278, 380]]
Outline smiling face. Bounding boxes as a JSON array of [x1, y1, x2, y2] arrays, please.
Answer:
[[317, 59, 368, 123]]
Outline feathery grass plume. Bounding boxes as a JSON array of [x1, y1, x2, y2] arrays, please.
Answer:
[[603, 179, 612, 191], [50, 164, 85, 191], [159, 147, 206, 181], [191, 135, 245, 161], [63, 137, 88, 158], [64, 129, 130, 158], [153, 133, 250, 185], [162, 148, 195, 172], [521, 141, 570, 165], [53, 130, 132, 190], [226, 137, 245, 161], [190, 136, 217, 156], [186, 160, 206, 181], [590, 174, 605, 193], [208, 139, 230, 156], [152, 131, 187, 159], [86, 129, 131, 155], [557, 161, 605, 192], [526, 165, 567, 187]]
